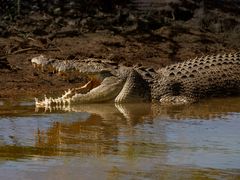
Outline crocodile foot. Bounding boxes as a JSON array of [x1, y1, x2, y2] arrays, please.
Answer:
[[159, 95, 197, 105]]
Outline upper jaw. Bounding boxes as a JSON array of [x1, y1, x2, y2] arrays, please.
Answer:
[[31, 54, 115, 79]]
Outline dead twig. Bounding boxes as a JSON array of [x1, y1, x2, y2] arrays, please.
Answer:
[[10, 47, 60, 55], [48, 30, 82, 40]]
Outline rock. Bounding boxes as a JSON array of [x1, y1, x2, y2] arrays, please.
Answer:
[[174, 7, 193, 21], [53, 8, 61, 16], [55, 17, 64, 24]]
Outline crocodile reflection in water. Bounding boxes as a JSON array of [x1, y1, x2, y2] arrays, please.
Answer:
[[34, 98, 240, 156], [35, 103, 154, 156]]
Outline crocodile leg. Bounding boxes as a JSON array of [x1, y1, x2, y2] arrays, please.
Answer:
[[115, 70, 151, 103], [159, 95, 197, 105]]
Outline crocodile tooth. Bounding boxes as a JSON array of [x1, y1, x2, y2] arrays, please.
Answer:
[[49, 97, 53, 105], [67, 98, 71, 105], [35, 97, 39, 104]]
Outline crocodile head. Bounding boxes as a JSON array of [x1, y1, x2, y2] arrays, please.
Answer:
[[32, 55, 151, 109]]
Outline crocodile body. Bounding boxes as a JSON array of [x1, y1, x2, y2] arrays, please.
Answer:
[[32, 52, 240, 107], [152, 53, 240, 103]]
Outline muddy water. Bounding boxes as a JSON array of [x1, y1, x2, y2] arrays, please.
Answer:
[[0, 98, 239, 179]]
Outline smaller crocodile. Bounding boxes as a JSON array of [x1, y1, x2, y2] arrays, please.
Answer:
[[31, 52, 240, 108]]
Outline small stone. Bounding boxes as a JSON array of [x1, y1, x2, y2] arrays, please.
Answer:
[[53, 7, 61, 15], [67, 9, 76, 17], [55, 17, 63, 24], [32, 5, 39, 11], [69, 1, 75, 7]]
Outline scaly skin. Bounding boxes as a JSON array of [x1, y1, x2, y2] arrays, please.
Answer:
[[151, 53, 240, 104], [31, 52, 240, 108]]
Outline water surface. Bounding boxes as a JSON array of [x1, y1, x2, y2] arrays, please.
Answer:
[[0, 98, 239, 179]]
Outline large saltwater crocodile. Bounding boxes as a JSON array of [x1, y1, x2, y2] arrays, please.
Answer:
[[32, 52, 240, 108]]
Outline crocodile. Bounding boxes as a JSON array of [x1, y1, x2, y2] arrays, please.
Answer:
[[32, 52, 240, 108]]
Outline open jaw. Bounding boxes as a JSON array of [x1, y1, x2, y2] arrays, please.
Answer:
[[32, 54, 151, 109], [32, 58, 124, 108]]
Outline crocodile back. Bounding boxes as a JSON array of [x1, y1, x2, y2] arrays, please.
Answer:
[[153, 53, 240, 100]]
